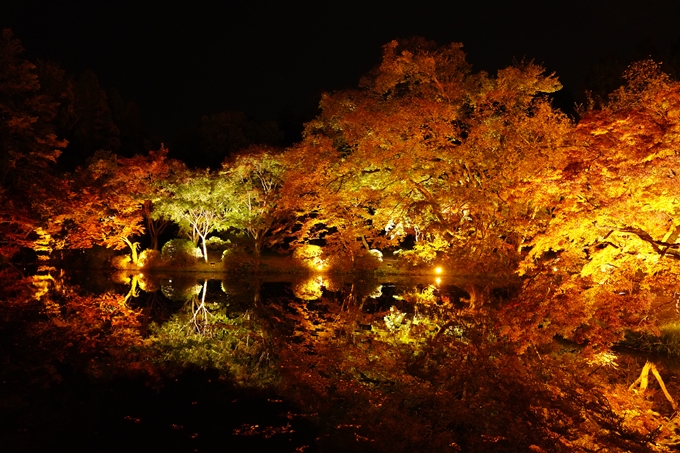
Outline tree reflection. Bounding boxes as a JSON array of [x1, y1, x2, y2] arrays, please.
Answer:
[[5, 268, 680, 451], [261, 281, 680, 452], [146, 279, 276, 386]]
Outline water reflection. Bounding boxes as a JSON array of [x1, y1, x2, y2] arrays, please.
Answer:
[[4, 267, 680, 452]]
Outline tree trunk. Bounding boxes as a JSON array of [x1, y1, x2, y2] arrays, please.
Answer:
[[360, 235, 370, 251], [123, 237, 139, 265], [200, 235, 209, 262]]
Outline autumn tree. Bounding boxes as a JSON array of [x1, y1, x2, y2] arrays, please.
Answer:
[[0, 29, 67, 260], [288, 38, 572, 271], [53, 147, 178, 265], [517, 60, 680, 349], [116, 145, 182, 251]]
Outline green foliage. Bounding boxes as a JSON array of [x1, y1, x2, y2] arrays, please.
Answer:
[[147, 302, 277, 386], [204, 236, 229, 251], [221, 147, 289, 256], [152, 169, 235, 262], [161, 238, 202, 266]]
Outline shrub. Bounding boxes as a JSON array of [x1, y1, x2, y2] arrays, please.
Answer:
[[161, 239, 203, 266], [111, 254, 133, 270], [293, 244, 325, 270], [138, 249, 162, 268]]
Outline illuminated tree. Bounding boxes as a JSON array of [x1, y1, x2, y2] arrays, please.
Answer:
[[115, 145, 182, 251], [152, 170, 233, 262], [221, 147, 289, 259], [0, 29, 67, 260], [289, 38, 571, 271], [53, 147, 177, 265], [54, 151, 144, 264], [517, 60, 680, 348]]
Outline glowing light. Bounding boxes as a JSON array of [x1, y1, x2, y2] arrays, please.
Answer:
[[316, 264, 324, 271], [435, 277, 442, 285], [552, 266, 558, 272], [434, 266, 443, 274]]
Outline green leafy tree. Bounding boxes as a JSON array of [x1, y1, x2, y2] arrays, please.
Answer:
[[152, 170, 233, 262], [222, 146, 289, 259]]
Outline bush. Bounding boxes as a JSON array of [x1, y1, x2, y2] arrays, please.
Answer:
[[111, 254, 133, 270], [293, 244, 323, 262], [138, 249, 162, 268], [293, 244, 325, 270], [161, 239, 203, 266]]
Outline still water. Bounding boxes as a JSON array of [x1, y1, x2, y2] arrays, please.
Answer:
[[2, 268, 679, 452]]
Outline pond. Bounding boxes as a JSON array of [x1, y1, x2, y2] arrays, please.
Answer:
[[2, 267, 680, 452]]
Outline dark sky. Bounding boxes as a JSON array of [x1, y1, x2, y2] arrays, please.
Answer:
[[3, 0, 680, 140]]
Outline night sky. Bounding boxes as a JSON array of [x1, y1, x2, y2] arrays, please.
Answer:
[[3, 0, 680, 142]]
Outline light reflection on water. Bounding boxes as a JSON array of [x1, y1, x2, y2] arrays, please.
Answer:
[[7, 268, 680, 452]]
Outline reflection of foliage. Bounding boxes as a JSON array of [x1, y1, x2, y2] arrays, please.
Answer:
[[292, 276, 325, 301], [16, 274, 149, 378], [262, 285, 680, 452], [147, 297, 276, 386], [160, 279, 202, 302]]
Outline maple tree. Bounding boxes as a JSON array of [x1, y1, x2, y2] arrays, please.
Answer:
[[53, 147, 177, 265], [517, 60, 680, 349], [116, 145, 181, 251], [287, 38, 572, 272], [0, 29, 67, 261]]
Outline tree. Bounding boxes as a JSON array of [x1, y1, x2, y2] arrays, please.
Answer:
[[222, 146, 289, 260], [287, 38, 571, 271], [0, 29, 67, 260], [173, 111, 284, 168], [518, 60, 680, 348], [54, 151, 145, 264], [36, 64, 122, 167], [115, 145, 182, 251], [53, 147, 177, 265], [152, 170, 233, 262]]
